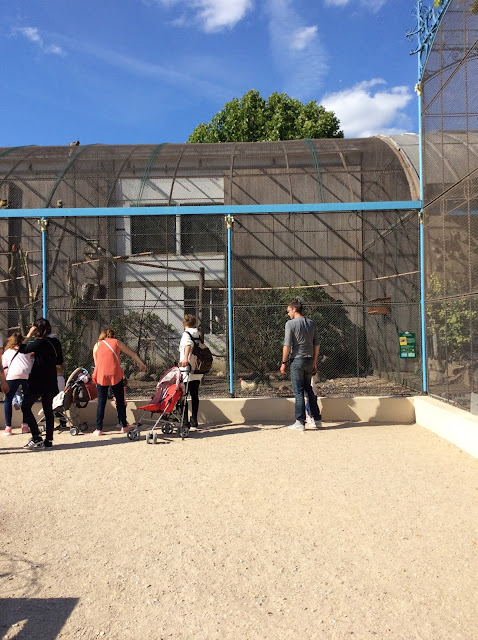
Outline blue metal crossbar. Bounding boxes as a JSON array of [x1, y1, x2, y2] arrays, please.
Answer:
[[1, 201, 421, 218]]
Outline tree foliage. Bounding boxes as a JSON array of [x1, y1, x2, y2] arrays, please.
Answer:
[[110, 311, 179, 377], [427, 274, 476, 360], [234, 285, 370, 379], [187, 90, 343, 143]]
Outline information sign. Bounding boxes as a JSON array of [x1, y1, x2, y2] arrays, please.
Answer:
[[399, 332, 416, 358]]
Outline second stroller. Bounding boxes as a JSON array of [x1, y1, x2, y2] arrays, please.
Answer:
[[40, 367, 97, 436]]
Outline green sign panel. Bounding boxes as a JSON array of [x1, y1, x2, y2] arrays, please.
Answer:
[[399, 332, 416, 358]]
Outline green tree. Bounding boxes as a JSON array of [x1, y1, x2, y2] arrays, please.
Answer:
[[110, 311, 179, 377], [187, 90, 343, 143], [427, 274, 476, 360], [234, 285, 370, 380]]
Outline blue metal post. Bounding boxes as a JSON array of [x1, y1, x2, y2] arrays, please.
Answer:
[[419, 213, 427, 393], [416, 4, 428, 394], [40, 217, 48, 318], [225, 215, 235, 397]]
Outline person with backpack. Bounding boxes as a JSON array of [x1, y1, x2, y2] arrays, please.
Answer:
[[92, 328, 146, 436], [19, 318, 64, 449], [179, 314, 208, 429]]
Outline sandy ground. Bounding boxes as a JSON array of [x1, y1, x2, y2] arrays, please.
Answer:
[[1, 419, 477, 640]]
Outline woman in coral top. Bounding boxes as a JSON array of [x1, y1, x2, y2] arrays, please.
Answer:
[[92, 328, 146, 436]]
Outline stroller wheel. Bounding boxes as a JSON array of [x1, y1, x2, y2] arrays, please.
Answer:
[[127, 428, 140, 441], [161, 425, 173, 435], [146, 432, 153, 444], [70, 427, 79, 436], [180, 426, 190, 440], [152, 432, 159, 444]]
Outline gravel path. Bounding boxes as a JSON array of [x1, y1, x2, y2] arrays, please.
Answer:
[[1, 420, 477, 640]]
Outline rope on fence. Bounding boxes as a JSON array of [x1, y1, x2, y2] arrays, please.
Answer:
[[204, 270, 420, 291]]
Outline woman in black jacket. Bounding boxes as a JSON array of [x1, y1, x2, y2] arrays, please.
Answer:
[[20, 318, 63, 450]]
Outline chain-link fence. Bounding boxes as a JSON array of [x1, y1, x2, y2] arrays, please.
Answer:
[[422, 0, 478, 412], [0, 210, 421, 399], [0, 137, 422, 399], [232, 209, 421, 398]]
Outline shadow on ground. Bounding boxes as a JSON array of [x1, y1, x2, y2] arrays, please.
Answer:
[[0, 597, 78, 639]]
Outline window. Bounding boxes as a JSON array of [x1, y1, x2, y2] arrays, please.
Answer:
[[131, 214, 176, 255], [181, 214, 225, 255], [130, 211, 224, 256], [184, 286, 226, 335]]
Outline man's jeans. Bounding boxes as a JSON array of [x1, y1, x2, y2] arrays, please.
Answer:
[[290, 357, 321, 425]]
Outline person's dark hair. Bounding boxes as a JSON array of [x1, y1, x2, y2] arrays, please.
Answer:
[[288, 298, 303, 314], [32, 318, 51, 338]]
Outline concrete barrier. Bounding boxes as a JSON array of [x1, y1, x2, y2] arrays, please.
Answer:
[[414, 396, 478, 458], [10, 394, 478, 458], [7, 394, 416, 429]]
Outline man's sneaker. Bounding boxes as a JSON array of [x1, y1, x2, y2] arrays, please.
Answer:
[[93, 429, 103, 436], [23, 437, 44, 449], [306, 416, 316, 428], [44, 440, 53, 448], [288, 421, 305, 431], [3, 426, 13, 436], [120, 426, 129, 433], [21, 424, 30, 434]]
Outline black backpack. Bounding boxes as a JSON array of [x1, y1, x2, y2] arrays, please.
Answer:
[[186, 331, 213, 374]]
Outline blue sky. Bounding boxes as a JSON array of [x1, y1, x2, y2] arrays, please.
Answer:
[[1, 0, 422, 146]]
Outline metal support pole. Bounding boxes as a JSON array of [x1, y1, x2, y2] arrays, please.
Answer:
[[198, 266, 205, 334], [416, 48, 428, 393], [419, 211, 427, 392], [225, 215, 235, 397], [39, 217, 48, 318]]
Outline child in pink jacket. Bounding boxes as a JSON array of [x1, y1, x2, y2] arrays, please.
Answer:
[[2, 333, 34, 435]]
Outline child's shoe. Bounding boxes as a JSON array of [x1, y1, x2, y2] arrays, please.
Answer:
[[21, 423, 30, 434], [3, 426, 13, 436]]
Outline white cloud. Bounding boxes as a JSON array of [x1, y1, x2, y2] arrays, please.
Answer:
[[19, 27, 42, 43], [149, 0, 253, 31], [324, 0, 387, 10], [321, 79, 413, 137], [194, 0, 253, 31], [266, 0, 327, 99], [15, 26, 65, 55], [324, 0, 349, 6], [291, 26, 318, 51]]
